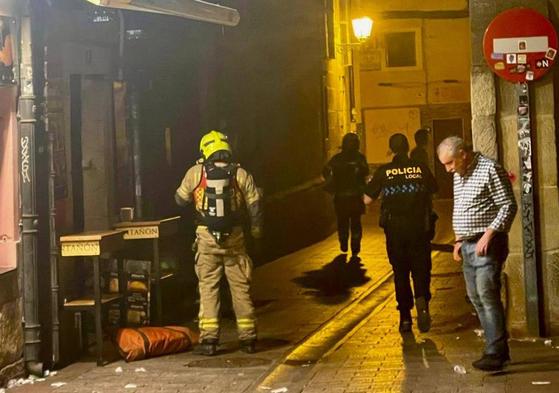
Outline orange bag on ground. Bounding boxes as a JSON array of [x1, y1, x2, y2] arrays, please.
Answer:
[[115, 326, 199, 362]]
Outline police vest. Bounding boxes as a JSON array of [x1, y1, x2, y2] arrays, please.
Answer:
[[379, 163, 431, 229], [193, 162, 243, 233]]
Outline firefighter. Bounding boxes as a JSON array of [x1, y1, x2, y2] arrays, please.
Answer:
[[364, 133, 437, 333], [175, 130, 262, 356]]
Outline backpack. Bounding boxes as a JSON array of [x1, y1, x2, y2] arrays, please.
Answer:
[[194, 162, 242, 233], [326, 154, 366, 196]]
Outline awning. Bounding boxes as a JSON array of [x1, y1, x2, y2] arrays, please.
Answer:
[[0, 0, 18, 17], [86, 0, 240, 26]]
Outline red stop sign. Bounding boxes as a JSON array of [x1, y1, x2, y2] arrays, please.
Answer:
[[483, 8, 558, 82]]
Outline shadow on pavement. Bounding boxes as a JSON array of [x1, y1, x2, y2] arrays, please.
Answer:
[[429, 310, 479, 334], [292, 254, 371, 304], [491, 353, 559, 376], [400, 333, 455, 391], [255, 337, 291, 351]]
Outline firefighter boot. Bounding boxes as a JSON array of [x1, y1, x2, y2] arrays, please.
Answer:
[[198, 339, 218, 356], [240, 339, 256, 354]]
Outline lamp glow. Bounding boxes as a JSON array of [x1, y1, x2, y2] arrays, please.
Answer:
[[352, 17, 373, 42]]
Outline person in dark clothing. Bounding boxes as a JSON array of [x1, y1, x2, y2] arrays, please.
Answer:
[[364, 133, 437, 333], [410, 128, 429, 165], [323, 133, 369, 258], [411, 128, 438, 239]]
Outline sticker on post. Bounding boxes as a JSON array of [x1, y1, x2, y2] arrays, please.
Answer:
[[494, 62, 505, 70], [491, 52, 504, 60], [517, 64, 527, 73], [545, 47, 557, 60], [526, 70, 535, 81], [506, 53, 517, 64], [517, 54, 527, 64], [536, 59, 551, 68], [494, 36, 549, 53]]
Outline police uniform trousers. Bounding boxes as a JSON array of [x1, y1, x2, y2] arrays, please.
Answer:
[[194, 226, 256, 342], [384, 219, 432, 311]]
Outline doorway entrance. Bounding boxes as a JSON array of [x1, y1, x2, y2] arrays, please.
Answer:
[[432, 118, 464, 199], [70, 75, 116, 231]]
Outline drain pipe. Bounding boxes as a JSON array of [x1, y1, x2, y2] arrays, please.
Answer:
[[44, 47, 60, 366], [18, 0, 43, 376], [128, 81, 144, 219]]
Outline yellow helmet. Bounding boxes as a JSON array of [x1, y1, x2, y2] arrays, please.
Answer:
[[199, 130, 231, 160]]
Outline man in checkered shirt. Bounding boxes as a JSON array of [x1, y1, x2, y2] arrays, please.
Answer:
[[437, 136, 517, 372]]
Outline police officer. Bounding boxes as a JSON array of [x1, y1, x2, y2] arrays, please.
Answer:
[[410, 128, 430, 166], [175, 130, 262, 355], [364, 133, 437, 333], [323, 133, 369, 257]]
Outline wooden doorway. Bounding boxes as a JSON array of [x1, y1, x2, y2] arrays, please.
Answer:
[[432, 118, 464, 199]]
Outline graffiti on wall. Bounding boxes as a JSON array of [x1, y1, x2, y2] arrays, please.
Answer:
[[20, 136, 30, 184], [516, 83, 536, 265]]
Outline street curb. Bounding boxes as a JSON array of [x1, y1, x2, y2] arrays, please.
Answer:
[[247, 269, 395, 392]]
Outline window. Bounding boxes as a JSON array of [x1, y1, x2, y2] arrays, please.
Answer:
[[385, 31, 416, 68]]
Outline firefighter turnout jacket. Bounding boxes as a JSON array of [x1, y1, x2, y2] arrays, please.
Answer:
[[176, 161, 262, 240]]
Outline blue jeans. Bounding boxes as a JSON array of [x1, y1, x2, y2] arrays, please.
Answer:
[[461, 234, 508, 356]]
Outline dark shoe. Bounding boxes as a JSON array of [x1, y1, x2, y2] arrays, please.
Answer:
[[349, 254, 361, 263], [399, 310, 412, 333], [416, 297, 431, 333], [472, 353, 509, 371], [240, 339, 256, 354], [340, 243, 348, 253], [198, 339, 218, 356]]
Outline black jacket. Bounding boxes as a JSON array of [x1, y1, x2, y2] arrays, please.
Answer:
[[323, 151, 369, 197]]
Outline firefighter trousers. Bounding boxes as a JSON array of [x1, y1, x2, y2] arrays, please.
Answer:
[[194, 227, 256, 343]]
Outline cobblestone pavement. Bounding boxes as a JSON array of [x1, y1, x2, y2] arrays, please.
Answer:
[[11, 201, 559, 393], [10, 205, 393, 393], [300, 238, 559, 393]]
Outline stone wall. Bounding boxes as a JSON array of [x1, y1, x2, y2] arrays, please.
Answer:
[[471, 0, 559, 336]]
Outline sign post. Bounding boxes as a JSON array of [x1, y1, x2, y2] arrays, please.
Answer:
[[483, 8, 558, 336]]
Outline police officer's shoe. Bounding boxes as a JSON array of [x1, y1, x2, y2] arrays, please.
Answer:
[[198, 339, 218, 356], [416, 297, 431, 333], [472, 352, 510, 371], [399, 310, 412, 333], [239, 339, 256, 354]]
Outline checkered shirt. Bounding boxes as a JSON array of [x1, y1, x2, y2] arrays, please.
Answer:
[[453, 153, 517, 239]]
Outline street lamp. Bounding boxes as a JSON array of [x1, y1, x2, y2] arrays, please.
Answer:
[[352, 17, 373, 42]]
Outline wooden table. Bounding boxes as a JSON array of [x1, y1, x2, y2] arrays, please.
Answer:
[[60, 230, 126, 366], [114, 216, 180, 325]]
